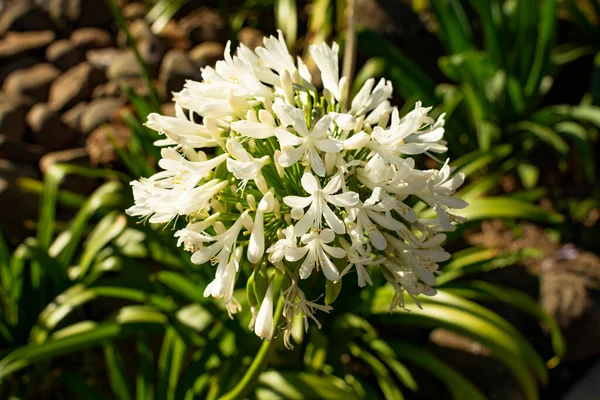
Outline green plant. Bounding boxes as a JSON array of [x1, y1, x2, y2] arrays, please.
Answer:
[[357, 0, 600, 186]]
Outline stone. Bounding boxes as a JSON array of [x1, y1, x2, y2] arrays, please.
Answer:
[[106, 50, 144, 81], [48, 62, 106, 111], [61, 101, 87, 132], [92, 81, 121, 99], [80, 97, 124, 134], [119, 19, 167, 70], [123, 2, 147, 20], [237, 27, 264, 51], [160, 102, 176, 117], [70, 27, 112, 52], [39, 147, 97, 197], [0, 93, 29, 143], [0, 56, 41, 84], [0, 30, 55, 60], [158, 49, 201, 101], [179, 8, 227, 44], [563, 360, 600, 400], [189, 41, 223, 67], [540, 248, 600, 361], [39, 147, 89, 174], [86, 123, 130, 166], [26, 103, 76, 150], [0, 159, 39, 239], [3, 63, 60, 102], [48, 0, 112, 28], [86, 47, 122, 72], [46, 39, 84, 71], [0, 1, 56, 35], [0, 135, 45, 163], [156, 20, 191, 50]]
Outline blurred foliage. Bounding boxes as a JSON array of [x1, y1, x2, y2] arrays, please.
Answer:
[[5, 0, 600, 398]]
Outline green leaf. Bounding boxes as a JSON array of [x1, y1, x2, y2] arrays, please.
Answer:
[[443, 280, 566, 368], [0, 316, 166, 380], [256, 371, 359, 400], [275, 0, 297, 49], [105, 343, 134, 400], [388, 341, 487, 400], [348, 343, 404, 400], [454, 197, 564, 223], [50, 182, 125, 267], [370, 288, 546, 400], [524, 0, 556, 98], [137, 335, 154, 400], [325, 278, 342, 305], [517, 162, 540, 189], [430, 0, 474, 54], [554, 121, 596, 181], [368, 339, 418, 392], [357, 29, 437, 105], [509, 121, 569, 155], [76, 212, 128, 279], [157, 327, 186, 400]]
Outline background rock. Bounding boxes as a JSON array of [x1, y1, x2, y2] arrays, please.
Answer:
[[80, 97, 123, 134], [0, 93, 29, 143], [3, 63, 60, 102], [158, 49, 201, 101], [61, 101, 87, 132], [237, 27, 264, 50], [26, 103, 76, 149], [46, 39, 84, 71], [179, 8, 227, 44], [189, 41, 223, 68], [48, 61, 105, 111], [0, 1, 56, 35], [86, 123, 130, 166], [0, 30, 55, 61], [70, 27, 112, 52]]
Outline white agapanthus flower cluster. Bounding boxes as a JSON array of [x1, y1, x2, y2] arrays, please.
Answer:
[[126, 31, 468, 348]]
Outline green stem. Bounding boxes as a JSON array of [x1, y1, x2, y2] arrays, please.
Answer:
[[217, 295, 285, 400]]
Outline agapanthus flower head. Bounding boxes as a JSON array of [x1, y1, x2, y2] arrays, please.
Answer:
[[126, 30, 468, 347]]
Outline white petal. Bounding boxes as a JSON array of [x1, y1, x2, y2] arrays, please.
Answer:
[[301, 173, 320, 193], [254, 281, 274, 340], [231, 120, 276, 139], [283, 195, 313, 209], [314, 138, 343, 153]]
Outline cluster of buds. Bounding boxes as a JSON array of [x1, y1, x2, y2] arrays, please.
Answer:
[[127, 32, 467, 348]]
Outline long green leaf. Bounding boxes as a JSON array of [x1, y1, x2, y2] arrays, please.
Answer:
[[256, 371, 359, 400], [389, 341, 487, 400], [443, 280, 566, 368], [105, 343, 134, 400]]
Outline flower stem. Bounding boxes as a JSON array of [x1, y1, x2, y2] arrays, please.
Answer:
[[217, 294, 285, 400]]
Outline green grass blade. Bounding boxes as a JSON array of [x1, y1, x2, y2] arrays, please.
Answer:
[[348, 343, 404, 400], [256, 371, 359, 399], [443, 280, 566, 368], [368, 339, 418, 392], [105, 343, 134, 400], [156, 327, 186, 400], [0, 317, 166, 380], [137, 335, 154, 400], [524, 0, 556, 99], [275, 0, 297, 50], [388, 341, 487, 400], [430, 0, 474, 54], [357, 29, 437, 105]]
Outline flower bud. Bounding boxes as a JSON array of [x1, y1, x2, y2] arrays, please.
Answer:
[[254, 280, 274, 340]]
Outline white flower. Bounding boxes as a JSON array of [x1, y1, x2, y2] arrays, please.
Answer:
[[350, 78, 393, 117], [127, 32, 469, 340], [191, 211, 252, 265], [273, 100, 343, 177], [267, 226, 297, 263], [147, 106, 218, 148], [226, 138, 269, 184], [254, 280, 275, 340], [310, 42, 342, 101], [284, 173, 359, 235], [204, 246, 240, 304], [286, 228, 345, 281], [248, 191, 275, 263]]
